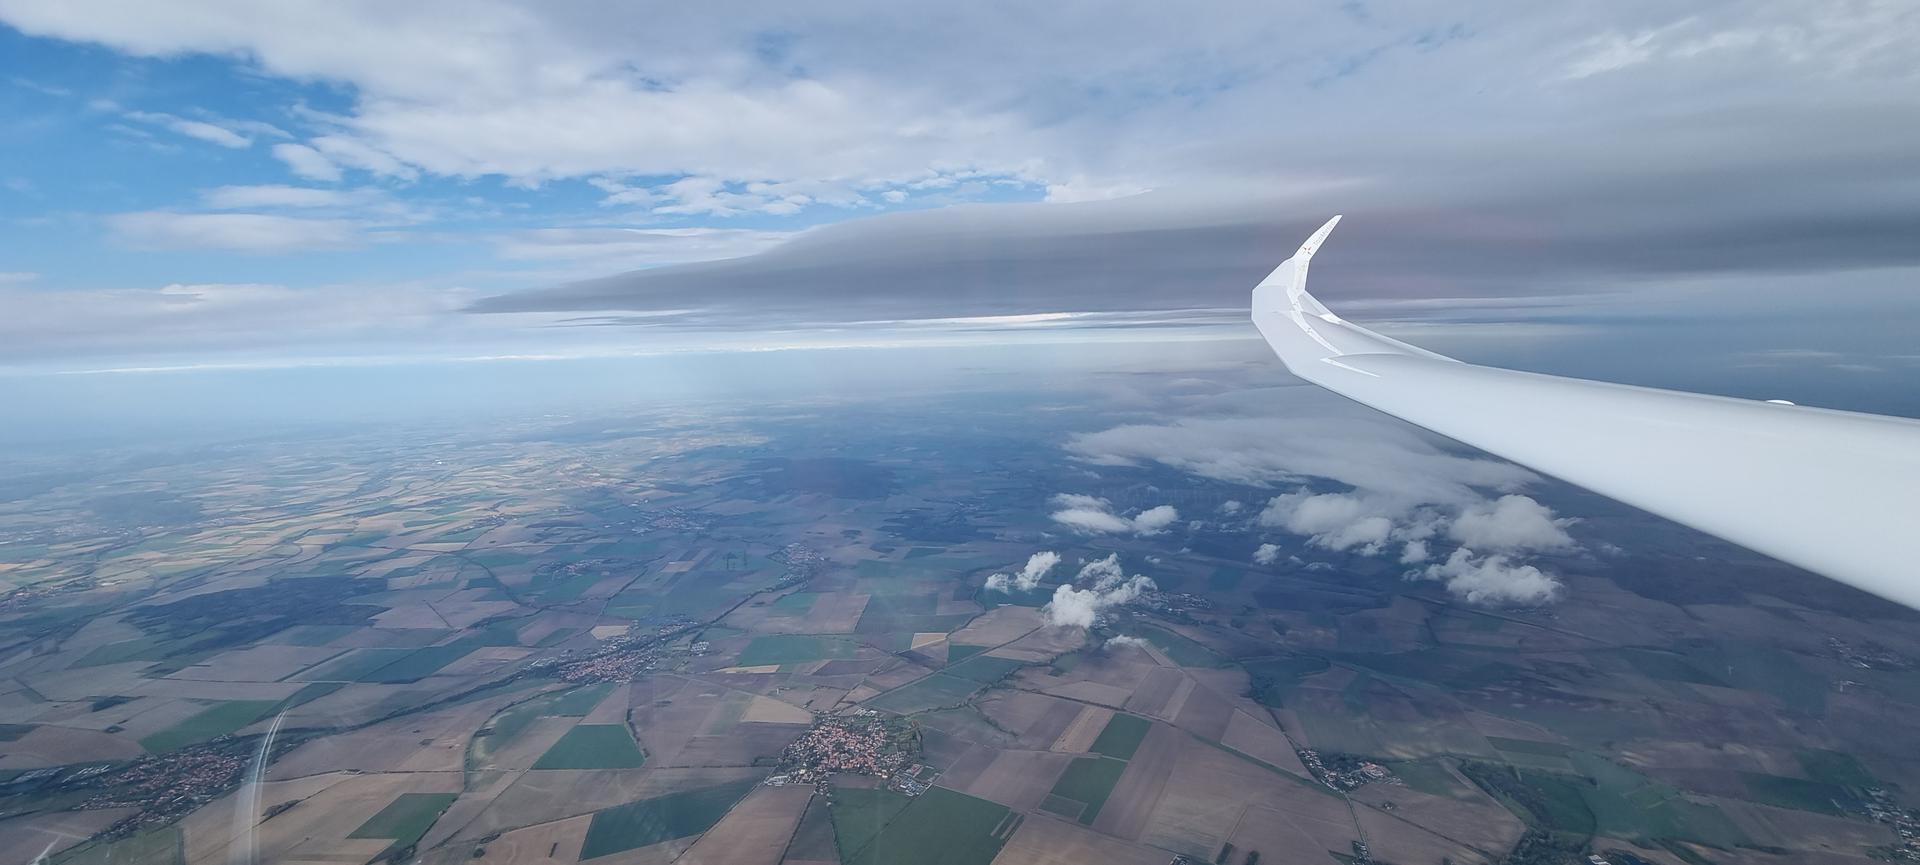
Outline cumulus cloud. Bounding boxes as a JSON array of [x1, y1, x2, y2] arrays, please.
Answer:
[[1070, 409, 1580, 605], [1414, 549, 1562, 606], [1104, 635, 1152, 650], [983, 551, 1061, 593], [1048, 494, 1180, 536], [1043, 554, 1157, 628], [1130, 505, 1180, 534], [1448, 495, 1577, 552], [1253, 543, 1280, 565]]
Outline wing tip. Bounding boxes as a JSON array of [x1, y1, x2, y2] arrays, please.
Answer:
[[1297, 214, 1342, 263]]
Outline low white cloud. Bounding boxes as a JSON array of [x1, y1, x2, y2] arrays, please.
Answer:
[[1048, 493, 1179, 536], [1044, 553, 1157, 628], [1072, 414, 1577, 605], [1104, 635, 1152, 650], [1130, 505, 1180, 534], [1448, 494, 1577, 552], [1066, 417, 1535, 506], [984, 551, 1061, 593], [1414, 549, 1562, 606], [1253, 543, 1280, 565]]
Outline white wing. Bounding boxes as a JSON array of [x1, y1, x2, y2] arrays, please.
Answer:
[[1254, 216, 1920, 610]]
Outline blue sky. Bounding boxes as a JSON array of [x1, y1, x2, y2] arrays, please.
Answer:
[[1, 1, 1917, 383]]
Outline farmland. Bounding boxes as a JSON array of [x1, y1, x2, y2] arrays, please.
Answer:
[[1, 367, 1916, 865], [531, 724, 647, 769]]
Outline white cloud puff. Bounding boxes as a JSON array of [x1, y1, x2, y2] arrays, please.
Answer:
[[1253, 543, 1281, 565], [1414, 549, 1562, 606], [984, 551, 1061, 593], [1048, 494, 1179, 536], [1043, 554, 1157, 628], [1448, 495, 1577, 552]]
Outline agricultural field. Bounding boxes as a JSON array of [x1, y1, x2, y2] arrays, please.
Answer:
[[531, 724, 647, 770], [1, 382, 1916, 865]]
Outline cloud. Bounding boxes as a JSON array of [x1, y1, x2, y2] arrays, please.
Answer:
[[7, 3, 1913, 305], [1131, 505, 1180, 534], [107, 211, 364, 253], [123, 110, 254, 148], [1103, 635, 1152, 650], [1414, 549, 1562, 606], [272, 143, 342, 182], [491, 227, 793, 270], [1253, 543, 1280, 565], [1068, 406, 1578, 604], [984, 551, 1061, 593], [1260, 492, 1407, 555], [1048, 494, 1179, 536], [1448, 494, 1577, 553], [0, 280, 488, 363], [1044, 554, 1157, 628], [1068, 416, 1536, 505], [201, 185, 358, 209]]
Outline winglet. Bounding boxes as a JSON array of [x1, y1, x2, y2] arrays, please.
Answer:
[[1252, 215, 1452, 377]]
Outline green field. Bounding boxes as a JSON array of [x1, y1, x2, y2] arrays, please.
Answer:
[[831, 786, 912, 858], [866, 673, 982, 713], [1137, 625, 1228, 667], [1088, 713, 1150, 760], [1797, 749, 1876, 788], [845, 786, 1013, 865], [348, 792, 458, 851], [772, 591, 821, 613], [532, 724, 646, 769], [1242, 653, 1331, 707], [481, 684, 615, 758], [271, 624, 361, 646], [53, 825, 182, 865], [356, 641, 481, 683], [942, 654, 1025, 683], [1740, 772, 1860, 815], [1459, 762, 1596, 835], [736, 634, 859, 666], [1487, 736, 1576, 757], [305, 647, 416, 680], [139, 700, 279, 752], [1048, 756, 1127, 825], [74, 636, 170, 668], [947, 643, 988, 662], [1386, 759, 1472, 798], [579, 779, 756, 859]]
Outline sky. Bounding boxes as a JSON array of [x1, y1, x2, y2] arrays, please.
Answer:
[[1, 1, 1917, 406]]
